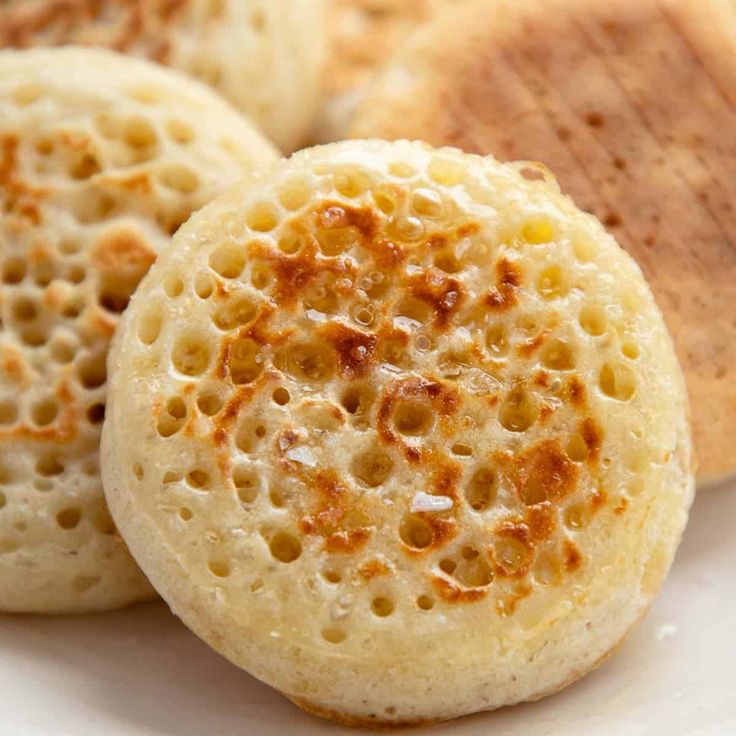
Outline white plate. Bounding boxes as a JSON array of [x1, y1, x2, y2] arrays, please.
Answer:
[[1, 481, 733, 736]]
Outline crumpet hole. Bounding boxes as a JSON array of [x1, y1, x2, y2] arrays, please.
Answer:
[[417, 595, 435, 610], [465, 467, 497, 511], [197, 390, 223, 416], [393, 401, 432, 436], [322, 627, 346, 644], [246, 202, 280, 232], [77, 352, 107, 389], [399, 514, 433, 550], [270, 532, 302, 563], [172, 335, 211, 376], [272, 387, 291, 406], [186, 469, 210, 489], [31, 398, 58, 427], [600, 361, 637, 402], [228, 338, 263, 384], [499, 388, 538, 432], [209, 244, 245, 279], [213, 293, 257, 330], [233, 466, 260, 503], [351, 448, 394, 487], [138, 306, 163, 345], [371, 596, 395, 617], [56, 507, 81, 530], [579, 304, 607, 336], [157, 396, 187, 437], [541, 339, 576, 371], [208, 561, 230, 578], [37, 455, 64, 477]]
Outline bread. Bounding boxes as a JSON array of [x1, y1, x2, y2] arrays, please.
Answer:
[[350, 0, 736, 485], [0, 47, 277, 613], [102, 139, 693, 725], [312, 0, 469, 143], [0, 0, 326, 152]]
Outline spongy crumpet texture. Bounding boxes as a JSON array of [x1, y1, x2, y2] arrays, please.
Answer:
[[0, 47, 277, 614], [102, 140, 693, 726], [350, 0, 736, 485], [0, 0, 327, 153], [312, 0, 470, 143]]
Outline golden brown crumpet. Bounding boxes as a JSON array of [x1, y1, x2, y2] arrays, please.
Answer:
[[351, 0, 736, 485], [313, 0, 471, 143], [0, 47, 277, 613], [102, 140, 693, 725], [0, 0, 326, 152]]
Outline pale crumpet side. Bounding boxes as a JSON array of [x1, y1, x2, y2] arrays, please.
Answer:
[[102, 140, 693, 725], [0, 47, 277, 613]]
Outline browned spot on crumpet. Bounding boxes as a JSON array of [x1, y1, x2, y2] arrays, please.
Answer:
[[316, 201, 405, 268], [1, 344, 28, 384], [211, 371, 276, 446], [534, 370, 552, 388], [377, 375, 460, 463], [568, 375, 587, 407], [581, 417, 603, 462], [318, 322, 377, 379], [525, 503, 557, 542], [564, 540, 583, 571], [101, 172, 154, 194], [299, 470, 372, 554], [517, 329, 550, 359], [251, 234, 356, 308], [407, 270, 464, 328], [358, 558, 391, 581], [539, 402, 556, 423], [90, 226, 156, 278], [324, 528, 372, 554], [485, 258, 522, 310], [431, 456, 462, 502], [432, 574, 489, 603], [501, 439, 578, 506], [497, 584, 533, 617], [492, 521, 534, 578], [613, 497, 629, 515], [591, 488, 608, 512], [0, 134, 46, 225]]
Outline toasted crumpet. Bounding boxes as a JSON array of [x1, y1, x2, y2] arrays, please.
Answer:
[[351, 0, 736, 485], [0, 47, 277, 613], [0, 0, 326, 152], [102, 140, 693, 726], [312, 0, 471, 143]]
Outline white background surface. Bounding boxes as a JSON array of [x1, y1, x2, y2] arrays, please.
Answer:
[[0, 480, 733, 736]]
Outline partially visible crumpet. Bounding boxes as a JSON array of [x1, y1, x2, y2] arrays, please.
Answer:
[[312, 0, 470, 143], [0, 47, 277, 613], [102, 140, 693, 726], [0, 0, 327, 152]]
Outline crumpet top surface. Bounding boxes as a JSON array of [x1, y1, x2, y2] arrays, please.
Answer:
[[0, 0, 326, 152], [103, 140, 692, 725], [351, 0, 736, 484], [0, 47, 277, 613]]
